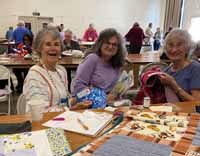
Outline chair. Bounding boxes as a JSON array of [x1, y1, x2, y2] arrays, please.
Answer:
[[0, 65, 12, 115], [16, 94, 26, 115]]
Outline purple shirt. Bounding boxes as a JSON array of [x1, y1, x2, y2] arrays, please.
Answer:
[[72, 53, 120, 96]]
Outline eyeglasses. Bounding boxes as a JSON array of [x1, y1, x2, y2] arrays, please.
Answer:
[[103, 41, 119, 48], [166, 42, 185, 50]]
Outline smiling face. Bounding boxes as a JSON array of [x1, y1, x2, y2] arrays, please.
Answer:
[[64, 31, 72, 43], [40, 34, 62, 67], [166, 37, 188, 61], [100, 36, 119, 61]]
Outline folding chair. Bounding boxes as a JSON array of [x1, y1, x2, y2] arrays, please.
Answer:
[[0, 65, 12, 115], [16, 94, 26, 115]]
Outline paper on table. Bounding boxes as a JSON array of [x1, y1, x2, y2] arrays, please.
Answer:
[[149, 106, 173, 112], [42, 110, 113, 137]]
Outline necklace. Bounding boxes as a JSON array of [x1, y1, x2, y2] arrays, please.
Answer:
[[40, 62, 67, 105], [171, 60, 191, 72]]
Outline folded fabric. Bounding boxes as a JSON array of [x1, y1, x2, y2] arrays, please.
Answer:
[[0, 120, 31, 134], [111, 70, 134, 97], [133, 66, 179, 105], [76, 87, 107, 109], [94, 135, 172, 156]]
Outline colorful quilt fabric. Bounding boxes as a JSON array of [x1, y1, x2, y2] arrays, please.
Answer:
[[72, 110, 200, 156], [0, 128, 71, 156]]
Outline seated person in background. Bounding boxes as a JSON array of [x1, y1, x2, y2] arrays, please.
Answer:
[[63, 29, 80, 51], [82, 23, 98, 42], [160, 28, 200, 101], [164, 26, 173, 39], [72, 28, 126, 104], [23, 27, 91, 112], [189, 41, 200, 60], [17, 33, 33, 54], [194, 42, 200, 58], [13, 34, 33, 93]]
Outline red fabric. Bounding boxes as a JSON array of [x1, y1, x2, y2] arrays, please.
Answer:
[[133, 66, 167, 105], [16, 43, 28, 56], [125, 26, 145, 45]]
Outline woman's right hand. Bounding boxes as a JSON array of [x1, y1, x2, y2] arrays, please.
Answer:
[[159, 73, 178, 88], [70, 100, 92, 110]]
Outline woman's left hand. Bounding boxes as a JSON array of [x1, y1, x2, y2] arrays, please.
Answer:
[[107, 93, 116, 104]]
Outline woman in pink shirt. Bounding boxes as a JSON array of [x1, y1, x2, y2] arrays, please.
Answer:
[[82, 23, 98, 42]]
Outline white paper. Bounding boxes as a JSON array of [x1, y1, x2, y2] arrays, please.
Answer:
[[149, 106, 173, 112], [42, 110, 113, 136]]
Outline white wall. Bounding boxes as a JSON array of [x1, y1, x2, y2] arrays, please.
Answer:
[[0, 0, 165, 38], [182, 0, 200, 30]]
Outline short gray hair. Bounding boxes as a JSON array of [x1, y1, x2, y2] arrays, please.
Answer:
[[32, 26, 62, 58], [65, 29, 72, 34], [17, 20, 25, 27], [164, 28, 194, 51]]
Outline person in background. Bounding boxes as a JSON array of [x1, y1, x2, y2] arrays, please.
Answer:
[[5, 26, 14, 41], [144, 22, 153, 45], [125, 22, 145, 54], [60, 24, 64, 31], [23, 27, 91, 112], [160, 28, 200, 101], [13, 33, 33, 93], [63, 29, 80, 51], [21, 33, 33, 54], [82, 23, 98, 42], [164, 26, 173, 39], [153, 27, 161, 50], [13, 21, 30, 46], [25, 24, 34, 38], [188, 41, 200, 61], [59, 24, 65, 41], [72, 28, 126, 105]]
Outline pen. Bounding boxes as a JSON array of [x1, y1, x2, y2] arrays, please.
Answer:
[[77, 118, 89, 130], [52, 117, 65, 121]]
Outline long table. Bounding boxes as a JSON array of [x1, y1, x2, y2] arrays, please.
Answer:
[[0, 110, 113, 151], [0, 55, 82, 90], [0, 52, 166, 88], [0, 101, 200, 152], [0, 55, 82, 69]]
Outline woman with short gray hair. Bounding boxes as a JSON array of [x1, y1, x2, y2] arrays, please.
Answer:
[[160, 28, 200, 101], [23, 27, 91, 112]]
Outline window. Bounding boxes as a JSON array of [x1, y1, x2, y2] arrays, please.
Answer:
[[189, 17, 200, 42]]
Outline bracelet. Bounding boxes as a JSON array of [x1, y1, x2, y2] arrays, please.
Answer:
[[175, 87, 182, 94]]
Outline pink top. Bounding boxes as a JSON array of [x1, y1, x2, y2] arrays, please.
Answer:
[[82, 28, 98, 42]]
